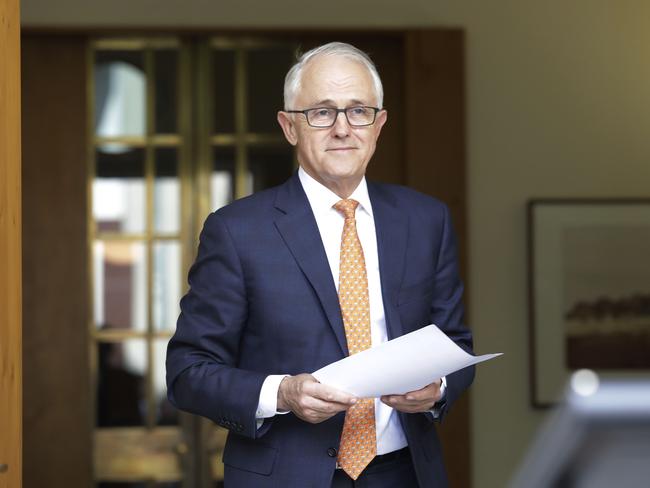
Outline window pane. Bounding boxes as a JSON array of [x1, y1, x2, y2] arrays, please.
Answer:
[[94, 147, 146, 234], [154, 148, 180, 234], [152, 241, 181, 333], [208, 427, 228, 483], [248, 146, 294, 193], [154, 339, 179, 426], [96, 339, 147, 427], [94, 240, 147, 332], [154, 50, 178, 134], [211, 146, 236, 210], [246, 47, 294, 133], [95, 51, 146, 138], [212, 50, 235, 134]]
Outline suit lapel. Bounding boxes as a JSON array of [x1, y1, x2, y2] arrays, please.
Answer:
[[273, 174, 349, 356], [368, 182, 409, 340]]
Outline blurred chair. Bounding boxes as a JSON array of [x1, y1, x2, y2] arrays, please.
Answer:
[[510, 371, 650, 488]]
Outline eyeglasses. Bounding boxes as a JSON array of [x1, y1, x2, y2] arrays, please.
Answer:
[[286, 106, 381, 128]]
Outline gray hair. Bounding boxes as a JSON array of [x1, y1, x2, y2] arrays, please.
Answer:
[[283, 42, 384, 110]]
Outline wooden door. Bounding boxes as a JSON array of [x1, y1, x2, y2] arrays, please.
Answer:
[[0, 0, 22, 487]]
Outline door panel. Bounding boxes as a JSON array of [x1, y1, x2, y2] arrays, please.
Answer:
[[21, 34, 91, 488], [405, 30, 470, 488]]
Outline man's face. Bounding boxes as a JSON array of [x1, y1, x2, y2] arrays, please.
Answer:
[[278, 56, 387, 194]]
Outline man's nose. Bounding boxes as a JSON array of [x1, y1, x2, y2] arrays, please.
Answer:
[[331, 111, 350, 136]]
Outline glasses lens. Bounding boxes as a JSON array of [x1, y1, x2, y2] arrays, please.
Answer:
[[346, 107, 375, 126], [306, 108, 336, 127]]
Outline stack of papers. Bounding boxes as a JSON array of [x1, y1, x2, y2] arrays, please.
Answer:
[[313, 324, 501, 397]]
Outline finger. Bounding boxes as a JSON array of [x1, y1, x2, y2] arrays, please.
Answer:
[[303, 396, 351, 414], [382, 393, 420, 404], [380, 396, 422, 413], [310, 383, 357, 405], [404, 381, 440, 401], [381, 395, 433, 411], [293, 374, 357, 406], [295, 397, 351, 423], [380, 394, 407, 406], [382, 399, 431, 414], [404, 387, 436, 402], [381, 395, 411, 408]]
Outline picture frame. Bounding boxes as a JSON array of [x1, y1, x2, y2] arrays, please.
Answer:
[[527, 199, 650, 408]]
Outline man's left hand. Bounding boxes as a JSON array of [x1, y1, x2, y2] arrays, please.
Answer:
[[380, 379, 442, 413]]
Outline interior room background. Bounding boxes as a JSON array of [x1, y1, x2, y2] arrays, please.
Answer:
[[19, 1, 650, 487]]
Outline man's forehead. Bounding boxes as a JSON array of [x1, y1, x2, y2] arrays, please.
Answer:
[[297, 57, 377, 105], [303, 56, 369, 81]]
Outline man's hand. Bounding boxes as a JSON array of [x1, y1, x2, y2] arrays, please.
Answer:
[[380, 379, 442, 413], [278, 374, 357, 424]]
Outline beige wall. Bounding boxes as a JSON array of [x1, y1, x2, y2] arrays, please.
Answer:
[[22, 1, 650, 487]]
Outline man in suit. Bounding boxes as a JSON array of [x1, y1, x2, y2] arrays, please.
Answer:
[[166, 42, 474, 487]]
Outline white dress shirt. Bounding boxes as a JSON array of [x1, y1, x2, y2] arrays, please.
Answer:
[[255, 167, 445, 453]]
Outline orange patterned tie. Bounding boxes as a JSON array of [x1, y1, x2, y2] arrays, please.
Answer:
[[333, 199, 376, 480]]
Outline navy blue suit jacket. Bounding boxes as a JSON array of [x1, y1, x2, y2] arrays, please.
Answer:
[[166, 173, 474, 487]]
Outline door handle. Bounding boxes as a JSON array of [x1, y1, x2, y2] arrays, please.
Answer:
[[0, 464, 8, 473]]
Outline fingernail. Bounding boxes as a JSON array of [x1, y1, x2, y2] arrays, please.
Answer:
[[406, 396, 413, 400]]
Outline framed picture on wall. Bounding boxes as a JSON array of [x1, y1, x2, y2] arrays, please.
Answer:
[[527, 199, 650, 408]]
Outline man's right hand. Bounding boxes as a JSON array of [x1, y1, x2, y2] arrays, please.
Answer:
[[277, 374, 356, 424]]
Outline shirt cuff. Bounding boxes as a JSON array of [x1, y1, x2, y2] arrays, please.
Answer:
[[256, 374, 290, 420], [429, 376, 447, 419]]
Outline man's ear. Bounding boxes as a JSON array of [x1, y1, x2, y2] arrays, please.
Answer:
[[374, 109, 388, 137], [277, 111, 298, 146]]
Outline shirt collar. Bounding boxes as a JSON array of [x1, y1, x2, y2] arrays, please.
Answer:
[[298, 166, 373, 218]]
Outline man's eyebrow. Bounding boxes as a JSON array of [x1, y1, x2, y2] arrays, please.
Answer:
[[309, 99, 368, 107], [310, 99, 336, 107]]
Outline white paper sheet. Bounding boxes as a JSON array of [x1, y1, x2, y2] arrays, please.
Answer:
[[312, 324, 501, 398]]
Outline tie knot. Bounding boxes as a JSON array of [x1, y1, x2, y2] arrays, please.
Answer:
[[334, 199, 359, 220]]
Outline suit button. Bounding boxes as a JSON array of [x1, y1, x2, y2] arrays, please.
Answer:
[[327, 447, 337, 457]]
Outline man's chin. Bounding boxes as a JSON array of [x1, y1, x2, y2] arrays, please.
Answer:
[[324, 164, 362, 178]]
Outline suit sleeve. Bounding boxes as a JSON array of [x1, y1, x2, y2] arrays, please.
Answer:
[[427, 203, 475, 422], [166, 212, 266, 439]]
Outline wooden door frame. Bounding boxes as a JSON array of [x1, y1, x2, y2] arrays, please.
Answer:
[[404, 30, 470, 488], [18, 27, 470, 488], [0, 0, 22, 487]]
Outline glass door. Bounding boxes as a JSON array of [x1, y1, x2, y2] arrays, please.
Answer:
[[89, 35, 296, 487], [197, 38, 296, 485], [90, 37, 192, 488]]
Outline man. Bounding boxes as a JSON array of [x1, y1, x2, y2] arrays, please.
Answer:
[[166, 42, 474, 487]]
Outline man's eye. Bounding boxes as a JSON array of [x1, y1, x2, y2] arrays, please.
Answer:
[[314, 109, 331, 117], [349, 107, 368, 115]]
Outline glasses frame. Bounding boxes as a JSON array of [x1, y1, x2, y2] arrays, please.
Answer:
[[286, 106, 381, 128]]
